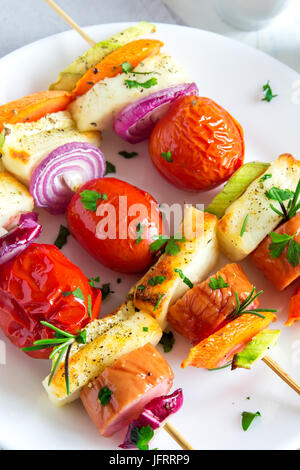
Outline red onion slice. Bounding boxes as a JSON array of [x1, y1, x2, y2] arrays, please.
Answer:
[[120, 388, 183, 449], [0, 212, 42, 265], [29, 142, 106, 214], [114, 83, 199, 143]]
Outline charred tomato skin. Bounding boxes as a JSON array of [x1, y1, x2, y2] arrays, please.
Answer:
[[0, 243, 100, 359], [149, 95, 245, 191], [67, 177, 164, 273]]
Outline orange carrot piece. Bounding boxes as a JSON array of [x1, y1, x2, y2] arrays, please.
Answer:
[[251, 213, 300, 291], [72, 39, 163, 97], [286, 284, 300, 326], [181, 312, 277, 370], [0, 90, 73, 132]]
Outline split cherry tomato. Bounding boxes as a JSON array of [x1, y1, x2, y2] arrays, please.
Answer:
[[67, 178, 163, 273], [149, 95, 245, 191], [0, 244, 101, 358]]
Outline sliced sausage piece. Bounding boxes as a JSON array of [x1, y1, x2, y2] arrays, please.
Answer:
[[80, 343, 174, 437], [251, 213, 300, 291], [168, 263, 257, 345]]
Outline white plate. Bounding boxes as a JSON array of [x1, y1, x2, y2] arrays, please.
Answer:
[[0, 22, 299, 451]]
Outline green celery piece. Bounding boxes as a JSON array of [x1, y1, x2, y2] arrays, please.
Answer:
[[232, 329, 281, 370], [205, 161, 270, 219], [49, 21, 156, 91]]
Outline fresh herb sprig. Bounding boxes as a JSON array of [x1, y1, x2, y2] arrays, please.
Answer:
[[22, 321, 87, 395], [266, 179, 300, 221], [269, 231, 300, 267], [229, 287, 277, 320]]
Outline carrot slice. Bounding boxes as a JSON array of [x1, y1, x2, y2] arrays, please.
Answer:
[[286, 284, 300, 326], [181, 312, 277, 370], [251, 213, 300, 291], [0, 90, 73, 132], [72, 39, 163, 97]]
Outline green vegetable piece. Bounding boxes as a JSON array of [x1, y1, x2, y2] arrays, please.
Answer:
[[241, 411, 261, 431], [205, 162, 270, 218], [49, 21, 156, 91], [232, 329, 281, 370]]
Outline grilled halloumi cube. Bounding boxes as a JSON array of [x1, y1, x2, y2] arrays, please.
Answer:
[[2, 111, 101, 186], [217, 154, 300, 261], [132, 207, 219, 330], [69, 53, 190, 132], [42, 301, 162, 406], [0, 169, 33, 229]]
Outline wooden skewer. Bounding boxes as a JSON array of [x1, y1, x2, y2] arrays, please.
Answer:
[[163, 422, 194, 450], [44, 0, 96, 47], [44, 0, 194, 451], [262, 355, 300, 395]]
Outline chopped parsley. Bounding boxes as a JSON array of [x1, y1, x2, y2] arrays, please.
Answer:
[[54, 225, 70, 249], [80, 189, 108, 212], [125, 77, 158, 89], [130, 425, 154, 450], [261, 81, 277, 102], [136, 222, 144, 245], [269, 231, 300, 267], [148, 275, 166, 286], [259, 174, 272, 183], [161, 150, 173, 163], [98, 386, 112, 406], [153, 292, 165, 311], [105, 161, 116, 175], [208, 275, 230, 290], [159, 331, 175, 353], [100, 283, 114, 300], [137, 284, 145, 290], [118, 150, 138, 159], [150, 234, 186, 255], [88, 276, 101, 288], [241, 411, 261, 431], [240, 214, 249, 237], [174, 268, 193, 288], [121, 61, 154, 75], [143, 327, 149, 332], [62, 286, 85, 301], [121, 61, 134, 73]]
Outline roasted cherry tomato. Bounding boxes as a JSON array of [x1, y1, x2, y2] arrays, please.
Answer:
[[67, 177, 163, 273], [0, 244, 101, 358], [149, 95, 245, 191]]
